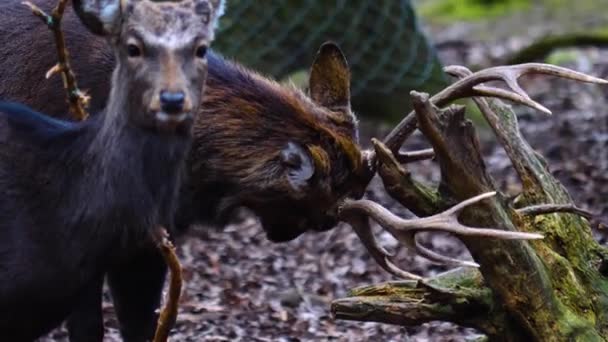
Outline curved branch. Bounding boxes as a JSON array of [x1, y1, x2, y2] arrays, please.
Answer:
[[23, 0, 90, 120], [151, 227, 183, 342]]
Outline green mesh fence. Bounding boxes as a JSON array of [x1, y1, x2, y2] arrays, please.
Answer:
[[213, 1, 447, 119]]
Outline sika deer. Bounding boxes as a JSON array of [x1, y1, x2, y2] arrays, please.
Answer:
[[0, 0, 363, 242], [0, 0, 224, 340], [1, 1, 361, 339]]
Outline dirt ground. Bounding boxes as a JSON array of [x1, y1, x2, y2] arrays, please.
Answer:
[[42, 36, 608, 342]]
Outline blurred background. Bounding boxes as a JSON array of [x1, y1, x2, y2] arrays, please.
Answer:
[[212, 0, 608, 122], [45, 1, 608, 341]]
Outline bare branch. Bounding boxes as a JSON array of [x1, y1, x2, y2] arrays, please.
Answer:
[[23, 0, 89, 120], [517, 204, 596, 219], [151, 227, 183, 342], [382, 63, 607, 153]]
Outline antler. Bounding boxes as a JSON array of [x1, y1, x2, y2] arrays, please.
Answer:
[[348, 63, 604, 278], [339, 192, 543, 279], [382, 63, 608, 153]]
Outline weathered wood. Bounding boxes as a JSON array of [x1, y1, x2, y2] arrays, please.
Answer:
[[332, 268, 522, 341]]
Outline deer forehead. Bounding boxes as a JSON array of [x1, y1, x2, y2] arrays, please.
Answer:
[[124, 0, 216, 44]]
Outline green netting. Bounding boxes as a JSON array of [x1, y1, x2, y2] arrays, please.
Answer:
[[213, 0, 447, 105]]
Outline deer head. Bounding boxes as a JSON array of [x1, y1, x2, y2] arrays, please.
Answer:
[[73, 0, 225, 134], [258, 43, 366, 242], [192, 42, 368, 242]]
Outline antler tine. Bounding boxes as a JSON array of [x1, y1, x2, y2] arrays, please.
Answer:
[[383, 63, 607, 152], [445, 66, 552, 115], [399, 232, 479, 268], [413, 236, 480, 268], [345, 213, 422, 280], [509, 63, 608, 84], [473, 85, 552, 115], [401, 193, 544, 240], [342, 194, 543, 242], [441, 192, 497, 217], [340, 193, 543, 278], [444, 63, 607, 112]]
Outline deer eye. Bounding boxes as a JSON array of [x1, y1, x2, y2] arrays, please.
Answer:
[[127, 44, 142, 58], [195, 45, 208, 59]]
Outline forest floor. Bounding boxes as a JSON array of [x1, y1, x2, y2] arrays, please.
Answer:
[[42, 19, 608, 342]]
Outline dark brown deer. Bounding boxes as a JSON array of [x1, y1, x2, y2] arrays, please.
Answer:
[[0, 0, 224, 340]]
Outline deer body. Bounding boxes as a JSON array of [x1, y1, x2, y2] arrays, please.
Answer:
[[0, 0, 224, 340], [0, 102, 188, 340]]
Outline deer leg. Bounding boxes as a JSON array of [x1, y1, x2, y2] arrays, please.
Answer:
[[67, 275, 105, 342], [107, 248, 167, 342]]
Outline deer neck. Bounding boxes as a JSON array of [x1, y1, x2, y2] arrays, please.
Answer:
[[70, 65, 192, 234]]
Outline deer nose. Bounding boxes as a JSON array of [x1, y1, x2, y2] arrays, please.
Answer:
[[160, 91, 185, 113]]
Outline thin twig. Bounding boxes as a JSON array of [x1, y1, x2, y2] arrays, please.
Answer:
[[151, 227, 183, 342], [23, 0, 90, 120], [26, 2, 180, 340], [517, 204, 596, 219]]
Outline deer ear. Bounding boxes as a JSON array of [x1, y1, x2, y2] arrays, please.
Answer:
[[281, 142, 314, 191], [73, 0, 124, 36], [208, 0, 226, 29], [193, 0, 226, 39], [309, 42, 351, 111]]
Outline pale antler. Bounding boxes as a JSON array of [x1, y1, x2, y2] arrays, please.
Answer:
[[344, 213, 423, 280], [382, 63, 608, 153], [445, 65, 601, 223], [339, 193, 543, 279]]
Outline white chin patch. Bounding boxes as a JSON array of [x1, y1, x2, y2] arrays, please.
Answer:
[[155, 112, 191, 123]]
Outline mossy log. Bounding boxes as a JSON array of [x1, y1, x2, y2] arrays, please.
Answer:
[[332, 84, 608, 340], [507, 32, 608, 65]]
